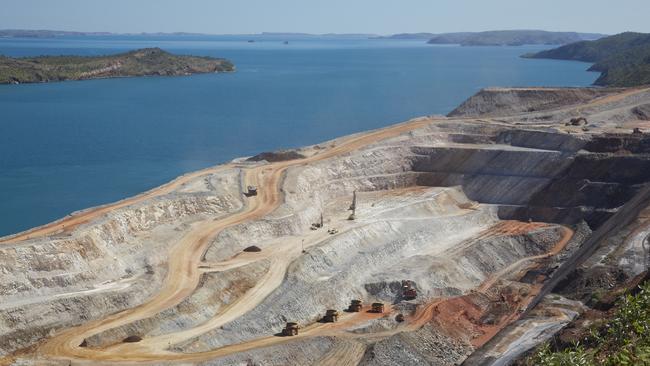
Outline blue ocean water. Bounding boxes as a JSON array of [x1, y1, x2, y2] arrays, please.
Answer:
[[0, 35, 598, 236]]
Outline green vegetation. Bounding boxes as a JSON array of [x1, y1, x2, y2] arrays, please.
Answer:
[[426, 30, 604, 47], [0, 48, 234, 84], [526, 281, 650, 366], [524, 32, 650, 87]]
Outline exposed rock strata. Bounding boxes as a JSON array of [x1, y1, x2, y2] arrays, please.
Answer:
[[2, 87, 650, 365]]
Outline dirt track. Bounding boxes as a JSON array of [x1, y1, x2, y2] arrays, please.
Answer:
[[33, 117, 438, 363]]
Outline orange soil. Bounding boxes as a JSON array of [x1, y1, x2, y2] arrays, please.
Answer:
[[410, 222, 574, 348]]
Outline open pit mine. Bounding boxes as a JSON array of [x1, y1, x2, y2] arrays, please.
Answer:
[[2, 86, 650, 366]]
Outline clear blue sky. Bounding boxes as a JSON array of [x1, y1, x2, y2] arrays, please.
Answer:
[[3, 0, 648, 35]]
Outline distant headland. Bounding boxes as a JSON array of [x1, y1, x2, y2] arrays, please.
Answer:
[[0, 48, 234, 84], [374, 30, 606, 46], [523, 32, 650, 87]]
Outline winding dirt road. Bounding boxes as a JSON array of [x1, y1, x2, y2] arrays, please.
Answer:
[[6, 109, 583, 365], [35, 117, 438, 364]]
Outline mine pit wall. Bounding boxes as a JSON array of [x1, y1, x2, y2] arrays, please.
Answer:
[[204, 145, 419, 262], [462, 186, 650, 365], [411, 129, 650, 229], [0, 170, 245, 356], [179, 127, 650, 355], [525, 183, 650, 313], [175, 188, 498, 352], [84, 259, 272, 348], [175, 218, 565, 353]]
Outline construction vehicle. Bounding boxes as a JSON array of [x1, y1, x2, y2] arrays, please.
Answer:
[[282, 322, 299, 336], [402, 280, 417, 300], [348, 299, 362, 312], [371, 302, 385, 313], [246, 185, 258, 196], [323, 309, 339, 323]]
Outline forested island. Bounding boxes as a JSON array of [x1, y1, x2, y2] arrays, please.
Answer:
[[0, 48, 234, 84], [524, 32, 650, 87], [426, 30, 604, 46]]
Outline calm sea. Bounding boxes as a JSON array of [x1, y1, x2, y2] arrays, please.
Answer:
[[0, 35, 597, 236]]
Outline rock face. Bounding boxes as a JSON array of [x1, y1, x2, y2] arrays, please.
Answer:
[[2, 87, 650, 365]]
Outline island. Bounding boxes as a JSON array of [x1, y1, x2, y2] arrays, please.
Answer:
[[0, 48, 234, 84], [371, 32, 437, 40], [523, 32, 650, 87], [426, 30, 604, 46]]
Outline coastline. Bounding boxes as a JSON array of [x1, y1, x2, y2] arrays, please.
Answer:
[[0, 116, 430, 243]]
